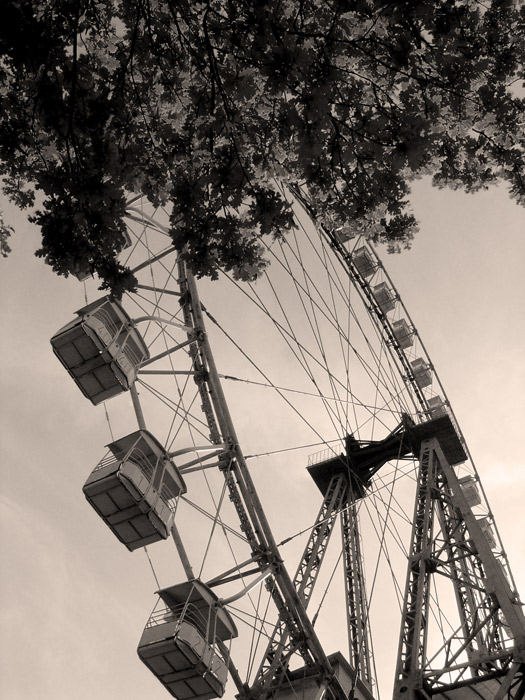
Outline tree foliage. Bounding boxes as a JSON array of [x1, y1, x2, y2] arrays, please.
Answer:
[[1, 0, 524, 294]]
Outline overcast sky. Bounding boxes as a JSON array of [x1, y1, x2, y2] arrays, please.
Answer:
[[1, 178, 524, 700]]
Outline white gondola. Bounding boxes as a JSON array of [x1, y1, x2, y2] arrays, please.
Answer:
[[83, 430, 186, 551], [478, 517, 497, 549], [50, 296, 149, 405], [72, 231, 133, 281], [352, 246, 376, 279], [410, 358, 432, 389], [372, 282, 396, 314], [428, 395, 446, 419], [458, 475, 482, 508], [138, 580, 238, 700], [391, 318, 413, 349], [333, 228, 352, 244]]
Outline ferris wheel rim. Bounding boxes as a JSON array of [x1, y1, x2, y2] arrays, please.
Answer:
[[282, 184, 516, 564]]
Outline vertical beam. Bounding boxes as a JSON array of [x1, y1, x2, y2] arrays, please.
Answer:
[[341, 503, 373, 691], [253, 472, 349, 691], [394, 436, 525, 698], [433, 470, 498, 667], [435, 442, 525, 643], [296, 473, 349, 601], [394, 440, 435, 699]]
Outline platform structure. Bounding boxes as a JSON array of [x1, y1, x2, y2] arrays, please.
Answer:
[[393, 432, 525, 700], [242, 415, 525, 700], [245, 418, 416, 700]]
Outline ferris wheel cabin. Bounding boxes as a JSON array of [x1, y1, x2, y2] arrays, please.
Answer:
[[72, 231, 132, 281], [83, 430, 186, 551], [138, 579, 238, 700], [372, 281, 396, 314], [391, 318, 414, 349], [410, 357, 433, 389], [50, 296, 149, 405], [351, 246, 377, 279]]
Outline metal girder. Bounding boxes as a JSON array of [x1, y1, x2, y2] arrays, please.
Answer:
[[394, 437, 525, 700], [252, 472, 349, 696], [252, 424, 413, 699], [432, 470, 505, 671], [341, 503, 374, 692], [394, 440, 435, 699]]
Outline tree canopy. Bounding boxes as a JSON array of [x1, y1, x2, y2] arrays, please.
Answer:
[[1, 0, 524, 295]]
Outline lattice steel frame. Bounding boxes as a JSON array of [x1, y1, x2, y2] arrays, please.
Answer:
[[394, 438, 525, 699]]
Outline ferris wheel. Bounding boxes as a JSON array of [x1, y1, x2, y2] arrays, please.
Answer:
[[49, 188, 525, 700]]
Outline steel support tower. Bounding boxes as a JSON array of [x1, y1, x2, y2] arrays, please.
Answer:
[[179, 261, 525, 700]]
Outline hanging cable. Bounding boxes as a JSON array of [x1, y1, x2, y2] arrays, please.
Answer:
[[311, 548, 344, 627], [103, 402, 114, 442], [198, 477, 229, 579], [144, 546, 160, 589]]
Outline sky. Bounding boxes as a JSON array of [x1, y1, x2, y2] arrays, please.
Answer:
[[1, 178, 524, 700]]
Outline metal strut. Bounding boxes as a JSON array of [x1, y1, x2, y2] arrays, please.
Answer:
[[394, 436, 525, 700], [179, 262, 348, 700], [253, 472, 349, 696], [341, 503, 374, 692], [252, 424, 413, 699]]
